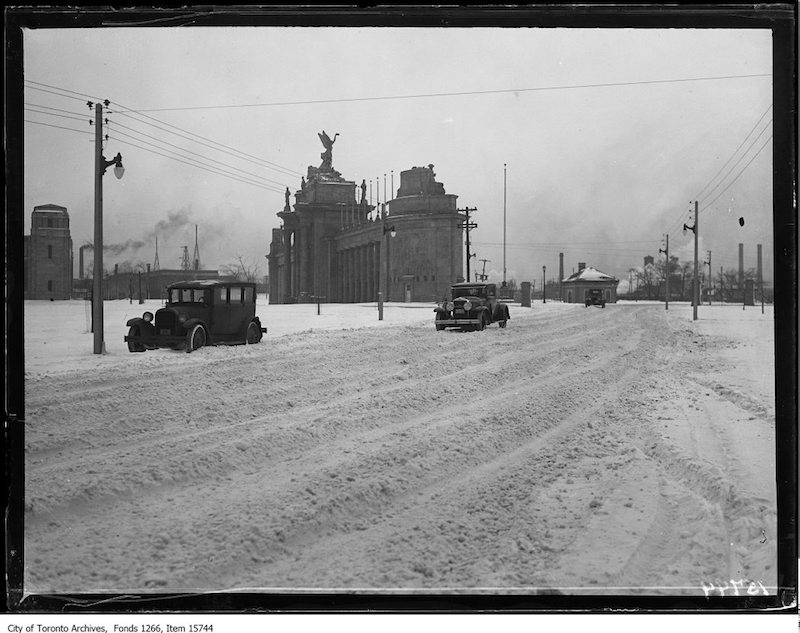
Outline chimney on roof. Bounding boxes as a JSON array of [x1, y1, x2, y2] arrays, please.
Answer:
[[578, 262, 586, 272]]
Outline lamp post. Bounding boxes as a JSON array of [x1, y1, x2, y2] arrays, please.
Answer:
[[378, 203, 396, 320], [89, 99, 125, 354], [542, 265, 546, 303]]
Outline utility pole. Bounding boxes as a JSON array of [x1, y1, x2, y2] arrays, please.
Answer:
[[89, 99, 124, 354], [502, 163, 507, 287], [479, 258, 490, 282], [460, 207, 478, 283], [659, 233, 670, 310], [704, 250, 712, 305], [684, 201, 699, 321]]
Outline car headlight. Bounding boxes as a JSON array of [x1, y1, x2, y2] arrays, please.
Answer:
[[463, 300, 472, 311], [446, 301, 454, 311], [143, 311, 153, 323]]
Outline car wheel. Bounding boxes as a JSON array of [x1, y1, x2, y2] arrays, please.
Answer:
[[186, 324, 206, 353], [127, 325, 146, 352], [246, 321, 262, 344], [498, 320, 507, 328], [477, 314, 487, 331]]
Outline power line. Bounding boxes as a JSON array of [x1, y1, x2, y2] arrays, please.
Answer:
[[110, 135, 286, 193], [112, 102, 303, 178], [699, 133, 773, 213], [697, 118, 772, 206], [693, 104, 773, 202], [24, 79, 303, 179], [122, 73, 771, 113], [24, 79, 99, 101], [25, 102, 92, 118], [108, 120, 291, 189], [25, 107, 90, 123], [24, 84, 98, 104], [474, 239, 658, 246], [24, 119, 92, 136]]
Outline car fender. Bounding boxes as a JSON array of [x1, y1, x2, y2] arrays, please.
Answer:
[[492, 303, 510, 321], [244, 316, 267, 334], [433, 306, 448, 314], [126, 318, 156, 335], [183, 318, 210, 341]]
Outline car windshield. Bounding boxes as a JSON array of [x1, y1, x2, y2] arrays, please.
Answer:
[[453, 287, 484, 299]]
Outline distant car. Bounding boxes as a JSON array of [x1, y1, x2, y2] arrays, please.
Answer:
[[124, 280, 266, 353], [584, 288, 606, 308], [433, 282, 510, 331]]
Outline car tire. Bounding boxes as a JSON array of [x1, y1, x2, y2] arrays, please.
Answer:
[[186, 324, 207, 353], [477, 314, 487, 331], [245, 321, 262, 344], [498, 320, 507, 328], [127, 325, 146, 353]]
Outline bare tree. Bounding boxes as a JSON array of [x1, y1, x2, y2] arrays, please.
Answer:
[[221, 256, 261, 283]]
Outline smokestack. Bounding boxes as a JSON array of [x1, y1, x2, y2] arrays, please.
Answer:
[[79, 245, 85, 279], [757, 244, 763, 283], [578, 262, 586, 272], [114, 263, 119, 276], [559, 252, 564, 282], [193, 224, 201, 271], [739, 243, 744, 287], [147, 263, 151, 273]]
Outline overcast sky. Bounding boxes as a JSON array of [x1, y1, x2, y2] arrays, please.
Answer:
[[23, 25, 773, 284]]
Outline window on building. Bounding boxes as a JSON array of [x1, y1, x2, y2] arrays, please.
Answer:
[[48, 245, 53, 259], [47, 218, 53, 228], [47, 280, 53, 291]]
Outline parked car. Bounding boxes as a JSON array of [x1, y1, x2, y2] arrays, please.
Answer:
[[433, 282, 510, 331], [125, 279, 266, 353], [584, 288, 606, 308]]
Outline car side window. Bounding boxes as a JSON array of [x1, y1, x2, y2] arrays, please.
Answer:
[[229, 287, 243, 304], [244, 287, 255, 303], [219, 288, 227, 302]]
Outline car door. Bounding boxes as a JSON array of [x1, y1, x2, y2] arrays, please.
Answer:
[[224, 285, 247, 336]]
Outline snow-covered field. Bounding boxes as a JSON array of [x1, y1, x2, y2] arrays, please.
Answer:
[[21, 297, 777, 596]]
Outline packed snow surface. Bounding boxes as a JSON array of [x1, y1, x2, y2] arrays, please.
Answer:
[[22, 298, 777, 595]]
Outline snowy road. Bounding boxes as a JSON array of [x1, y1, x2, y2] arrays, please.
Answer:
[[23, 301, 776, 595]]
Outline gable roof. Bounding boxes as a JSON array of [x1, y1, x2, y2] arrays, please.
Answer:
[[563, 266, 618, 283]]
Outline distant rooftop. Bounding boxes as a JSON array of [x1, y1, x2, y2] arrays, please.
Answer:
[[33, 204, 69, 214], [564, 266, 618, 283]]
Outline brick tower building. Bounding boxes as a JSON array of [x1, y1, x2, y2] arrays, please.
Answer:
[[24, 204, 73, 299], [267, 135, 466, 304]]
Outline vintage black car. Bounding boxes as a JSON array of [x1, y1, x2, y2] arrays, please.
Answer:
[[125, 280, 267, 353], [433, 282, 510, 331], [584, 288, 606, 308]]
